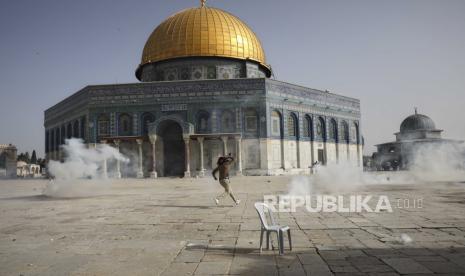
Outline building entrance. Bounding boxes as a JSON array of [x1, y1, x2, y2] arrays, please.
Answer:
[[158, 120, 185, 176]]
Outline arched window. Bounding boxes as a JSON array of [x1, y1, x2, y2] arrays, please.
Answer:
[[316, 117, 326, 141], [303, 115, 313, 138], [271, 110, 282, 137], [67, 123, 72, 139], [97, 114, 109, 136], [342, 121, 349, 143], [244, 108, 258, 132], [73, 121, 79, 138], [119, 113, 132, 136], [329, 119, 338, 141], [354, 122, 360, 144], [141, 112, 155, 135], [287, 113, 297, 137], [221, 110, 235, 132], [196, 110, 210, 133]]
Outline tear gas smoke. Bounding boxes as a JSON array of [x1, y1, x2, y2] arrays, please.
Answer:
[[44, 138, 129, 198], [288, 176, 312, 196], [399, 233, 413, 244], [288, 142, 465, 195], [409, 143, 465, 182]]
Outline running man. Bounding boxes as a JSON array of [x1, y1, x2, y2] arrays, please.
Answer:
[[212, 154, 240, 205]]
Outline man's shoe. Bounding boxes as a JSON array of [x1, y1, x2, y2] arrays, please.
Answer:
[[214, 198, 219, 205], [235, 199, 241, 206]]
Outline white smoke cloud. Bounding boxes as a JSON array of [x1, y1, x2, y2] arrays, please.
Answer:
[[409, 142, 465, 182], [43, 138, 129, 198], [288, 175, 312, 196], [288, 142, 465, 196]]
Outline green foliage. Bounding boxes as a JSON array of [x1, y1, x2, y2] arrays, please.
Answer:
[[17, 152, 31, 163]]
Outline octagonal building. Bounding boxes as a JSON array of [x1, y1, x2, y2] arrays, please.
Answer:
[[44, 2, 363, 177]]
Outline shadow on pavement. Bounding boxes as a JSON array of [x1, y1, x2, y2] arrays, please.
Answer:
[[176, 242, 465, 275]]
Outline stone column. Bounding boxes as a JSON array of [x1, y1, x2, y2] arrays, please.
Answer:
[[235, 136, 243, 176], [101, 140, 108, 179], [184, 137, 191, 178], [310, 140, 315, 165], [221, 136, 228, 155], [113, 139, 121, 179], [347, 143, 350, 161], [197, 137, 205, 177], [136, 139, 144, 178], [149, 135, 157, 178]]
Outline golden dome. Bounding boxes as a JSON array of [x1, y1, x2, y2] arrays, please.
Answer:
[[140, 5, 269, 71]]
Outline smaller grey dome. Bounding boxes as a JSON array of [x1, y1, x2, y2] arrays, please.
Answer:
[[400, 113, 436, 132]]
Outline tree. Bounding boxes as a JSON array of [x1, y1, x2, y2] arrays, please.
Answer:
[[17, 152, 31, 163], [31, 150, 37, 164], [17, 153, 25, 162], [24, 152, 30, 163]]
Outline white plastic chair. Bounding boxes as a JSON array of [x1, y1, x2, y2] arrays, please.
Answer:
[[254, 202, 292, 255]]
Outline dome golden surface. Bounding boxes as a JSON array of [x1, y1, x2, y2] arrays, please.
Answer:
[[140, 6, 269, 70]]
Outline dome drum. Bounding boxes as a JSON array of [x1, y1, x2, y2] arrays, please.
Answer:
[[136, 56, 268, 81]]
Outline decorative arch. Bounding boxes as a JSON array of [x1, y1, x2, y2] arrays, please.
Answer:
[[196, 110, 211, 133], [97, 114, 110, 137], [316, 116, 326, 141], [141, 112, 155, 136], [148, 115, 194, 136], [341, 121, 349, 143], [244, 108, 258, 132], [287, 112, 298, 137], [329, 118, 338, 141], [118, 113, 133, 136], [271, 110, 283, 137], [220, 109, 235, 133], [303, 115, 313, 139], [353, 122, 360, 145]]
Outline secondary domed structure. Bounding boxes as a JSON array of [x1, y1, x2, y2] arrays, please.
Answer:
[[396, 109, 442, 141], [372, 109, 462, 171], [136, 3, 271, 81], [400, 112, 436, 133]]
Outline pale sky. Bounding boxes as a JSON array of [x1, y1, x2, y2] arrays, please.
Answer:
[[1, 0, 464, 157]]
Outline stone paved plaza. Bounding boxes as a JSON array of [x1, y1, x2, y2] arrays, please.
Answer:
[[1, 176, 465, 275]]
